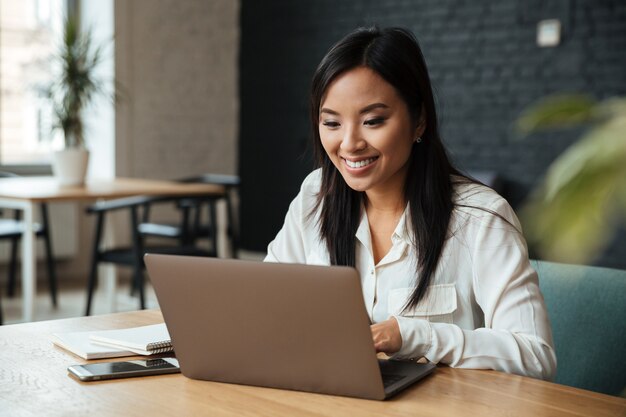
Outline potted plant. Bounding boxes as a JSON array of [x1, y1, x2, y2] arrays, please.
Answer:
[[44, 14, 107, 186]]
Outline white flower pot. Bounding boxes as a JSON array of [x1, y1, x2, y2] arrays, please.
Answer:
[[52, 148, 90, 186]]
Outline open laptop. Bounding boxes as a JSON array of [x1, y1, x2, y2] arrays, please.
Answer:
[[145, 254, 435, 400]]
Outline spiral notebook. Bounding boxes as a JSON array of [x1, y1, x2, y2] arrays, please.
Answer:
[[52, 330, 136, 360], [89, 323, 173, 356]]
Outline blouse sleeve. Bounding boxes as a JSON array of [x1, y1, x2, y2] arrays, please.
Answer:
[[264, 187, 308, 264], [391, 198, 557, 380]]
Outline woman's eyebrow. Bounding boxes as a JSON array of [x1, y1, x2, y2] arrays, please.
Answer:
[[359, 103, 389, 114], [320, 102, 389, 116], [320, 107, 339, 115]]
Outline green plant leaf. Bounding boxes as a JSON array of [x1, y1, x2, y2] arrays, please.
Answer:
[[517, 94, 597, 134], [522, 115, 626, 263]]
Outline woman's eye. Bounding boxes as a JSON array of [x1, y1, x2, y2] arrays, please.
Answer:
[[364, 117, 385, 126], [321, 120, 340, 128]]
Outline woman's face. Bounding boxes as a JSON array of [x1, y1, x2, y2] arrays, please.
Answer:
[[319, 66, 422, 198]]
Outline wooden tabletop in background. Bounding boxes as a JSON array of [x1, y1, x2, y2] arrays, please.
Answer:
[[0, 177, 225, 202]]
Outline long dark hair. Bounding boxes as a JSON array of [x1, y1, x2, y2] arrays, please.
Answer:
[[310, 26, 467, 310]]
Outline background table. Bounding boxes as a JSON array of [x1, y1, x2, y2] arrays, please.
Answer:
[[0, 177, 225, 322], [0, 310, 623, 417]]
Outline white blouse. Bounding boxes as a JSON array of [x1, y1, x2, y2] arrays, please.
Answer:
[[265, 169, 556, 380]]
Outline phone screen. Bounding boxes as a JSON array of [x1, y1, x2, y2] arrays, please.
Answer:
[[68, 357, 180, 381]]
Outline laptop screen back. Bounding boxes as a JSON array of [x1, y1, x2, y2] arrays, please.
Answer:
[[145, 254, 386, 399]]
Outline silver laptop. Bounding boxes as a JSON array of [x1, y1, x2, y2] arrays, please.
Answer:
[[145, 254, 435, 400]]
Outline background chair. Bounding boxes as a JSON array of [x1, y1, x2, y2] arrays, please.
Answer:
[[84, 194, 222, 315], [532, 260, 626, 396], [467, 169, 503, 195], [0, 172, 57, 307], [137, 174, 240, 257]]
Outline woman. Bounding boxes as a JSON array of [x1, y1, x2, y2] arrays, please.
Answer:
[[265, 27, 556, 380]]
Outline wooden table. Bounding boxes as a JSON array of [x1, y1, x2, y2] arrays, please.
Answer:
[[0, 177, 225, 322], [0, 310, 623, 417]]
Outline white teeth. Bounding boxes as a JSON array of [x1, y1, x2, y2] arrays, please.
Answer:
[[345, 157, 376, 168]]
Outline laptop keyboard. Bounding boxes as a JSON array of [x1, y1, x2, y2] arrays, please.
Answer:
[[382, 373, 406, 388]]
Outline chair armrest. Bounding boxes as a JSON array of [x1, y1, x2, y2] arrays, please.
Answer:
[[86, 195, 207, 214], [178, 173, 240, 187], [86, 196, 158, 214], [137, 223, 183, 238], [175, 195, 226, 209]]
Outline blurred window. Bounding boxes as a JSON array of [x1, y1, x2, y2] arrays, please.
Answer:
[[0, 0, 66, 166]]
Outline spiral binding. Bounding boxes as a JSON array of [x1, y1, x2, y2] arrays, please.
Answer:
[[146, 340, 174, 354]]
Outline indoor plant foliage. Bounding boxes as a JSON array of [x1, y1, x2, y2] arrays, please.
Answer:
[[518, 94, 626, 264], [44, 14, 107, 184]]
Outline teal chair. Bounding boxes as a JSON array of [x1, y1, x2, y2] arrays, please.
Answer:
[[532, 260, 626, 396]]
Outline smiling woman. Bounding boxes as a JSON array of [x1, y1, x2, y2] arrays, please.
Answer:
[[264, 27, 557, 381]]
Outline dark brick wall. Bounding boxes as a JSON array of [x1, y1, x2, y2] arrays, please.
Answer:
[[239, 0, 626, 268]]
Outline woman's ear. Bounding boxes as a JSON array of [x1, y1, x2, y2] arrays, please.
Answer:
[[414, 109, 427, 140]]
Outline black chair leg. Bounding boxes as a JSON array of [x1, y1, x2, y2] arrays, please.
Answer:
[[85, 213, 105, 316], [129, 208, 146, 298], [130, 206, 146, 309], [7, 237, 18, 297], [85, 257, 99, 316], [208, 200, 218, 257], [132, 269, 146, 310], [225, 190, 238, 258], [40, 204, 58, 307], [181, 204, 193, 246]]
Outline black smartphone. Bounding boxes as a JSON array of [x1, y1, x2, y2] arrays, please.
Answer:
[[68, 357, 180, 381]]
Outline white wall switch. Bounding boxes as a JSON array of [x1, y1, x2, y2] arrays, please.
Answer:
[[537, 19, 561, 47]]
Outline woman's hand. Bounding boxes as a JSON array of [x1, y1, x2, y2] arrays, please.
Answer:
[[371, 317, 402, 355]]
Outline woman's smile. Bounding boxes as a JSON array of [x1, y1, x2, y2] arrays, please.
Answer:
[[342, 156, 379, 170]]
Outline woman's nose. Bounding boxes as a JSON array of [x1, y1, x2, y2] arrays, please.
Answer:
[[340, 125, 366, 152]]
